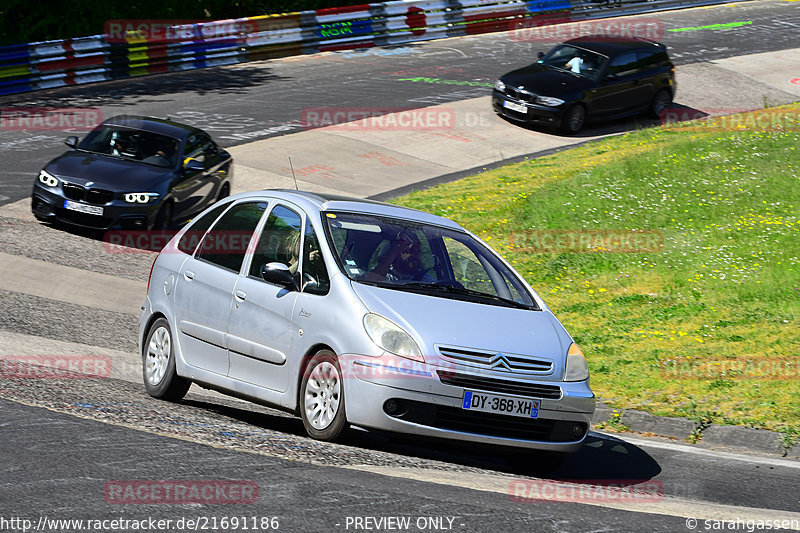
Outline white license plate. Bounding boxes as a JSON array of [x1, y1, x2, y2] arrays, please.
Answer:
[[462, 390, 540, 419], [503, 100, 527, 114], [64, 200, 103, 216]]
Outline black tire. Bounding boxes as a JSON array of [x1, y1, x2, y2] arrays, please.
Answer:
[[649, 89, 672, 119], [142, 318, 190, 401], [152, 201, 173, 231], [217, 183, 230, 201], [300, 350, 348, 441], [561, 104, 586, 134], [507, 450, 570, 476]]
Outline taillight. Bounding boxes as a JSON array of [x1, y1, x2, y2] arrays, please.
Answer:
[[146, 256, 157, 294]]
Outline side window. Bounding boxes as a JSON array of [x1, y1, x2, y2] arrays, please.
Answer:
[[608, 52, 640, 77], [443, 237, 495, 294], [248, 205, 302, 280], [443, 237, 527, 302], [184, 133, 211, 163], [177, 201, 230, 254], [301, 222, 330, 295], [196, 201, 267, 272], [636, 50, 658, 69]]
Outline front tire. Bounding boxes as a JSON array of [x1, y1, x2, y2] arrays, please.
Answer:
[[152, 201, 173, 231], [300, 351, 348, 441], [143, 318, 190, 401], [561, 104, 586, 134]]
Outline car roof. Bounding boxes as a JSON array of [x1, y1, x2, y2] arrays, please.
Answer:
[[223, 189, 465, 231], [562, 38, 666, 56], [100, 115, 200, 139]]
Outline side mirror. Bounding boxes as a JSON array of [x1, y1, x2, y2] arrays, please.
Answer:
[[537, 52, 545, 60], [65, 136, 79, 148], [261, 262, 298, 290], [183, 158, 204, 172]]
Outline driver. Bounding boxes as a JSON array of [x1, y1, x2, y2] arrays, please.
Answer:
[[367, 231, 432, 282], [565, 54, 584, 74]]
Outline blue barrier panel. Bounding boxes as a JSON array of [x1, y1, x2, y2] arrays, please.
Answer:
[[527, 0, 572, 13], [316, 19, 375, 39]]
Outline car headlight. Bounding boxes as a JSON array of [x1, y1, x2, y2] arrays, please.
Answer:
[[38, 170, 59, 188], [564, 342, 589, 382], [363, 313, 423, 362], [534, 96, 565, 107], [124, 193, 160, 204], [494, 80, 505, 92]]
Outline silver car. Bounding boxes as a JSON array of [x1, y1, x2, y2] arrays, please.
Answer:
[[139, 190, 595, 463]]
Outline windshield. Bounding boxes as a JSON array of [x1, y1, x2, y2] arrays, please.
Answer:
[[324, 212, 539, 310], [540, 44, 608, 81], [78, 126, 180, 168]]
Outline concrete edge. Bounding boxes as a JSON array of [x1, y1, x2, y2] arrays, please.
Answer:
[[368, 140, 593, 201], [591, 401, 799, 459]]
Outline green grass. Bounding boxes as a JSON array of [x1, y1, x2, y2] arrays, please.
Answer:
[[394, 105, 800, 440]]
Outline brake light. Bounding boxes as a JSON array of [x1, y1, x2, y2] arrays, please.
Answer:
[[146, 256, 157, 295]]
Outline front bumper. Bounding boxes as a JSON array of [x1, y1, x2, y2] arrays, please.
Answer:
[[341, 354, 595, 452], [32, 183, 160, 230], [491, 90, 568, 128]]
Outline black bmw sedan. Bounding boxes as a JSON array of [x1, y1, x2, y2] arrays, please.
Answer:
[[492, 38, 675, 134], [31, 115, 233, 230]]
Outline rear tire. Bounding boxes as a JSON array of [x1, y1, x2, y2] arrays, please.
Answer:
[[300, 350, 348, 441], [561, 104, 586, 134], [649, 89, 672, 119], [143, 318, 190, 401]]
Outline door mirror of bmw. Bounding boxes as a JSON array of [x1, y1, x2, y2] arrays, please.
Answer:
[[65, 136, 79, 149], [537, 51, 545, 61], [261, 262, 298, 290], [183, 158, 205, 172]]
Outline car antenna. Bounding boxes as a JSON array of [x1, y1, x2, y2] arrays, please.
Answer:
[[288, 157, 299, 191]]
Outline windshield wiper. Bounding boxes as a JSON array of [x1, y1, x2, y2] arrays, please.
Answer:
[[395, 282, 539, 310]]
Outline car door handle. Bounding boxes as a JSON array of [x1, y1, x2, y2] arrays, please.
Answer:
[[184, 271, 195, 281], [234, 290, 247, 301]]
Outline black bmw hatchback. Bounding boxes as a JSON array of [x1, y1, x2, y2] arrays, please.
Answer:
[[31, 115, 233, 230], [492, 38, 675, 134]]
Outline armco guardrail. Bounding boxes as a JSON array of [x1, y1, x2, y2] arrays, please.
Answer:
[[0, 0, 751, 97]]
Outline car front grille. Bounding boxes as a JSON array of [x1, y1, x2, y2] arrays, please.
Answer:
[[504, 87, 535, 103], [388, 399, 585, 442], [62, 183, 85, 201], [62, 183, 114, 205], [436, 345, 553, 374], [87, 188, 114, 204], [437, 371, 562, 399]]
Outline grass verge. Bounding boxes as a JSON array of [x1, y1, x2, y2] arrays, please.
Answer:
[[394, 104, 800, 439]]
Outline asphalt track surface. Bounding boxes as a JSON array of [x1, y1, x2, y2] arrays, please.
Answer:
[[1, 1, 800, 532], [1, 0, 800, 203]]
